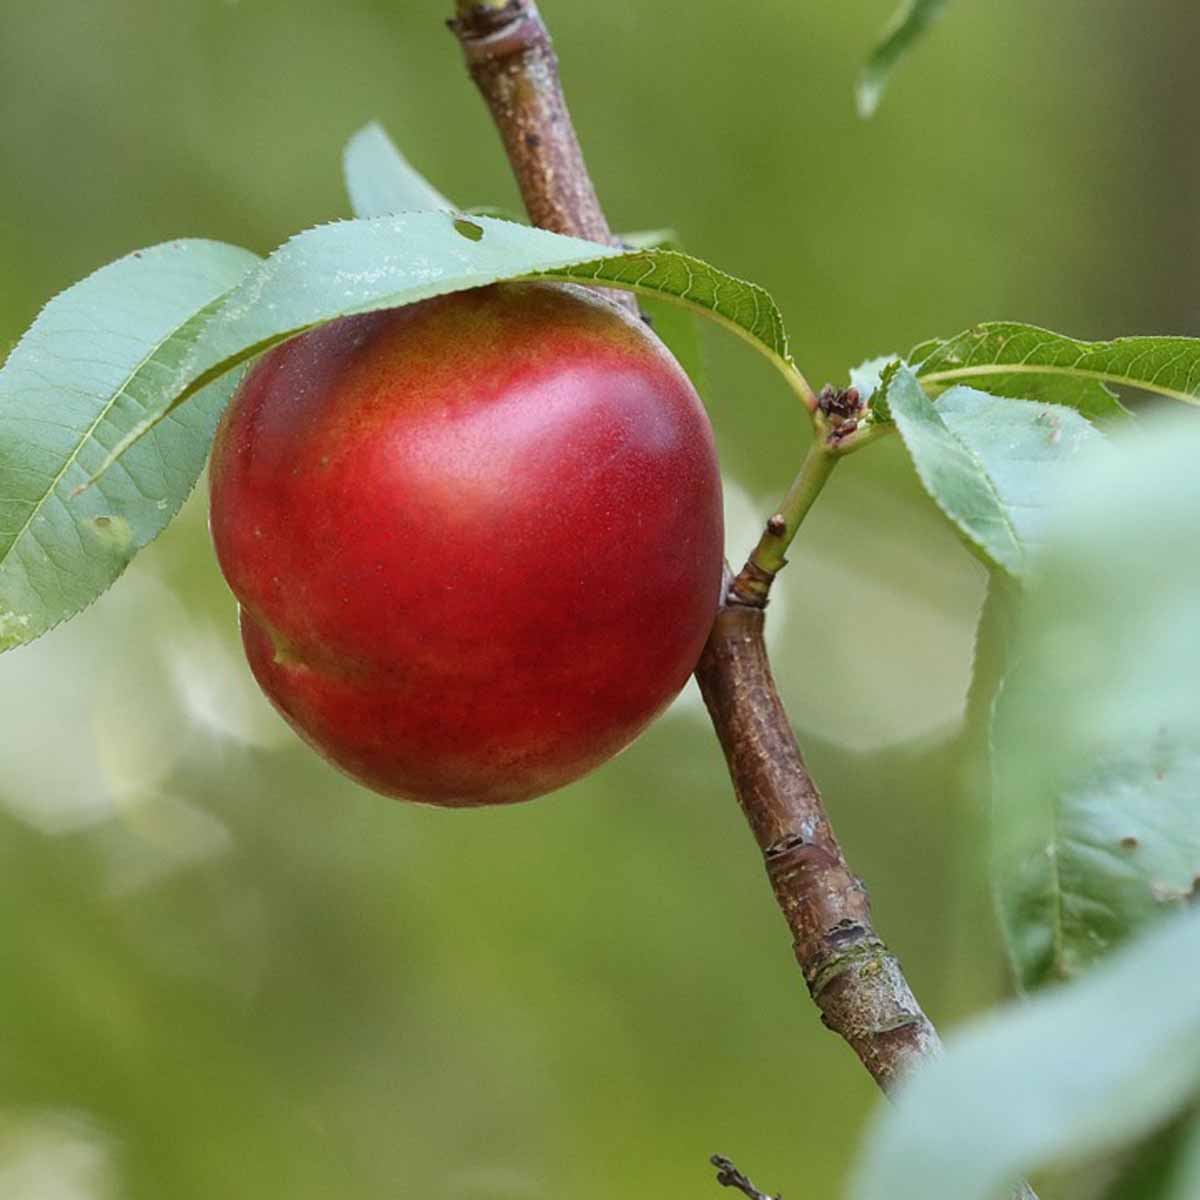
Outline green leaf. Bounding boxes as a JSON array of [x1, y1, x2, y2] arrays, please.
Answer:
[[879, 367, 1102, 575], [1101, 1112, 1200, 1200], [1166, 1122, 1200, 1200], [857, 0, 951, 118], [848, 354, 900, 404], [543, 248, 790, 370], [614, 229, 708, 399], [911, 322, 1200, 418], [882, 367, 1020, 573], [961, 569, 1021, 813], [851, 909, 1200, 1200], [939, 366, 1128, 424], [342, 120, 453, 217], [0, 239, 259, 652], [847, 353, 905, 422], [341, 124, 708, 398], [92, 214, 802, 479], [991, 415, 1200, 990], [912, 389, 1103, 893], [936, 386, 1105, 560]]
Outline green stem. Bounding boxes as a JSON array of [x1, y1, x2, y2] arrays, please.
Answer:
[[829, 412, 894, 456], [729, 440, 838, 607]]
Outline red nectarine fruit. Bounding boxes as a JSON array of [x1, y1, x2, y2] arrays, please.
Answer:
[[209, 282, 723, 805]]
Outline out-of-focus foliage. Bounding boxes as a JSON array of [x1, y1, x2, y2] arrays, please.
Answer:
[[990, 415, 1200, 990], [856, 415, 1200, 1198], [2, 1, 1198, 1197], [853, 908, 1200, 1200], [857, 0, 952, 118]]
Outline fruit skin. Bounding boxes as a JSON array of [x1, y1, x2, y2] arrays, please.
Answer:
[[208, 281, 724, 806]]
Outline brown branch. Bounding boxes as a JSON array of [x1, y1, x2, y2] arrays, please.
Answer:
[[695, 598, 941, 1091], [448, 1, 638, 316], [449, 0, 607, 240], [446, 6, 1039, 1197]]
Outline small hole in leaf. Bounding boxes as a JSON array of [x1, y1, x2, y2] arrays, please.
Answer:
[[453, 217, 485, 242], [89, 514, 133, 552]]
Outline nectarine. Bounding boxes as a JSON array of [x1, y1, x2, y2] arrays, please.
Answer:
[[209, 282, 723, 805]]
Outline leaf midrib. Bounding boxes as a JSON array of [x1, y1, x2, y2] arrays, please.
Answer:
[[920, 361, 1200, 407], [0, 308, 213, 576]]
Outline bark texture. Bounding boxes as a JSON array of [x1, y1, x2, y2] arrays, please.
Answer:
[[695, 602, 941, 1093], [449, 2, 639, 315]]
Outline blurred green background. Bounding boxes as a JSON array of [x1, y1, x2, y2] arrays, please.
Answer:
[[1, 2, 1197, 1197]]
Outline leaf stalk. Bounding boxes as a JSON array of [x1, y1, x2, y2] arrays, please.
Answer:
[[729, 440, 837, 607]]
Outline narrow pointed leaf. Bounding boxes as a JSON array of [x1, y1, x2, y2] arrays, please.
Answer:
[[852, 910, 1200, 1200], [342, 120, 453, 217], [546, 248, 789, 371], [0, 239, 258, 651], [880, 366, 1103, 574], [883, 366, 1023, 574], [913, 322, 1200, 416], [935, 386, 1103, 560], [858, 0, 952, 118], [93, 214, 801, 480]]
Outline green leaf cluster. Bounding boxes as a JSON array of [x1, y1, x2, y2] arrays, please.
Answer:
[[0, 126, 800, 655], [853, 416, 1200, 1199]]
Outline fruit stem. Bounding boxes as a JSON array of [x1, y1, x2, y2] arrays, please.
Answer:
[[729, 441, 837, 607]]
